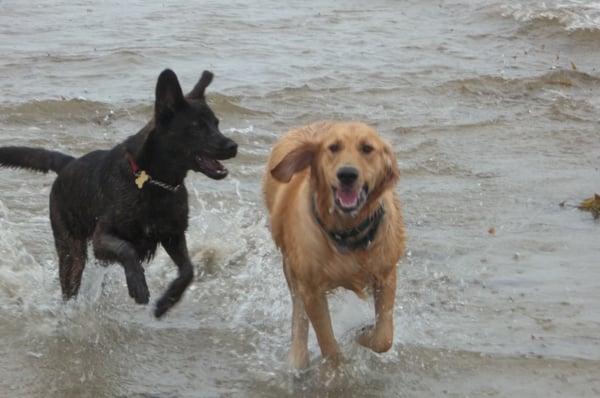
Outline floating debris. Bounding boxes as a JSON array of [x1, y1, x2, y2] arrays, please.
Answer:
[[578, 194, 600, 219]]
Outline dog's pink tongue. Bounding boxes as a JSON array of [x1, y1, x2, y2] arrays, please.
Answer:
[[338, 189, 359, 208]]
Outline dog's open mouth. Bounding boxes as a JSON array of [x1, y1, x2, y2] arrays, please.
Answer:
[[195, 154, 228, 180], [333, 184, 368, 213]]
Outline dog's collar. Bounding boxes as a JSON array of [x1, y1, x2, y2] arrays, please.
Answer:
[[311, 194, 385, 251], [126, 154, 181, 193]]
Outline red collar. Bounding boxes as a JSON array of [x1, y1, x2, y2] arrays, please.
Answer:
[[124, 152, 181, 192], [126, 153, 140, 174]]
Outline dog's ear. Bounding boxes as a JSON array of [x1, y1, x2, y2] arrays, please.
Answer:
[[187, 70, 214, 99], [155, 69, 185, 121], [381, 143, 400, 190], [271, 142, 318, 183], [369, 141, 399, 200]]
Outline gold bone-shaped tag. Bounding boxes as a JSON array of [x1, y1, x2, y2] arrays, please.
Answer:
[[135, 170, 150, 189]]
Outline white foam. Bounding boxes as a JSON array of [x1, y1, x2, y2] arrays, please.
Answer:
[[501, 1, 600, 32]]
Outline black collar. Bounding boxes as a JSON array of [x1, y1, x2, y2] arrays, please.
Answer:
[[126, 153, 181, 193], [311, 194, 385, 251]]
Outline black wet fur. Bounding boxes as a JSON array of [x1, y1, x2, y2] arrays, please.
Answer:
[[0, 69, 237, 318], [0, 147, 74, 173]]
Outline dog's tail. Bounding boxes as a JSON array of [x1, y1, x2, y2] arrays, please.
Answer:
[[0, 146, 75, 174]]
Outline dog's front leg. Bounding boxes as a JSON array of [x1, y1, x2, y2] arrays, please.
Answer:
[[154, 234, 194, 318], [283, 259, 310, 369], [301, 290, 341, 364], [92, 228, 149, 304], [357, 270, 396, 353]]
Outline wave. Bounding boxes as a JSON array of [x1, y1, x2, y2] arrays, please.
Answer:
[[207, 93, 269, 116], [1, 48, 149, 70], [438, 69, 600, 97], [548, 96, 598, 122], [500, 1, 600, 33], [0, 93, 266, 125], [394, 118, 508, 136], [0, 98, 117, 125]]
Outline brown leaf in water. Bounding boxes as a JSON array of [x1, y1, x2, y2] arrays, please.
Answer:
[[488, 227, 496, 236], [578, 194, 600, 219]]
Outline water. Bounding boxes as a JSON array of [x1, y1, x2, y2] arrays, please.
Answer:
[[1, 1, 599, 397]]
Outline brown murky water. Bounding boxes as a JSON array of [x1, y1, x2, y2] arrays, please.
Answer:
[[1, 1, 599, 397]]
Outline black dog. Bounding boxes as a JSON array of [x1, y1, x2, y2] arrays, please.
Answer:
[[0, 69, 237, 317]]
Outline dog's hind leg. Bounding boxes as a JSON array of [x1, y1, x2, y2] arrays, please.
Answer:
[[154, 234, 194, 318], [51, 213, 87, 300], [92, 226, 149, 304], [54, 235, 87, 300]]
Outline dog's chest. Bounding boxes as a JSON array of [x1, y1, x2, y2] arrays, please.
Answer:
[[141, 221, 158, 238], [324, 255, 372, 296], [128, 192, 189, 239]]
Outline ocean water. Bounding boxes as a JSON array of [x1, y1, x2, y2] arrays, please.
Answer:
[[0, 1, 599, 397]]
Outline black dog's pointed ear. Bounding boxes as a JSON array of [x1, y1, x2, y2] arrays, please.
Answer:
[[187, 70, 214, 99], [155, 69, 185, 121]]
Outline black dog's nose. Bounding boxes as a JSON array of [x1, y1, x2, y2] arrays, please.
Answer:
[[337, 166, 359, 186], [223, 140, 238, 157]]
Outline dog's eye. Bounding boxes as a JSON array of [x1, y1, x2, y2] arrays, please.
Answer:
[[361, 144, 374, 154], [328, 143, 340, 153]]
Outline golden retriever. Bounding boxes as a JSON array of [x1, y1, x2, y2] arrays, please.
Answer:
[[263, 121, 405, 368]]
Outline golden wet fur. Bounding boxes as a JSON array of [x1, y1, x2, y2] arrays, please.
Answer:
[[263, 121, 405, 368]]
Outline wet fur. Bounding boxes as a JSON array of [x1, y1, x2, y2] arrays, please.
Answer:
[[0, 69, 237, 317], [263, 121, 405, 368]]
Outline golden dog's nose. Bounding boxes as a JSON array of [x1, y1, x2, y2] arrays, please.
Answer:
[[337, 166, 359, 186]]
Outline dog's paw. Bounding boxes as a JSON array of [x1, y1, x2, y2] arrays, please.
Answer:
[[126, 272, 149, 304], [154, 296, 176, 318], [356, 325, 392, 353], [356, 324, 374, 346], [288, 347, 310, 370], [317, 353, 347, 387]]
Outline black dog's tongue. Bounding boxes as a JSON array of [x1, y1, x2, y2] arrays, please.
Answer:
[[199, 157, 224, 171], [195, 155, 228, 179]]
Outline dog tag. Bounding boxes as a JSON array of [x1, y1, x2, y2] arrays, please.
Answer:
[[135, 170, 150, 189]]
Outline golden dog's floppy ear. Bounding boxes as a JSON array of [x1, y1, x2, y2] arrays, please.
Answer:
[[383, 144, 400, 187], [271, 142, 317, 183], [370, 142, 399, 199]]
